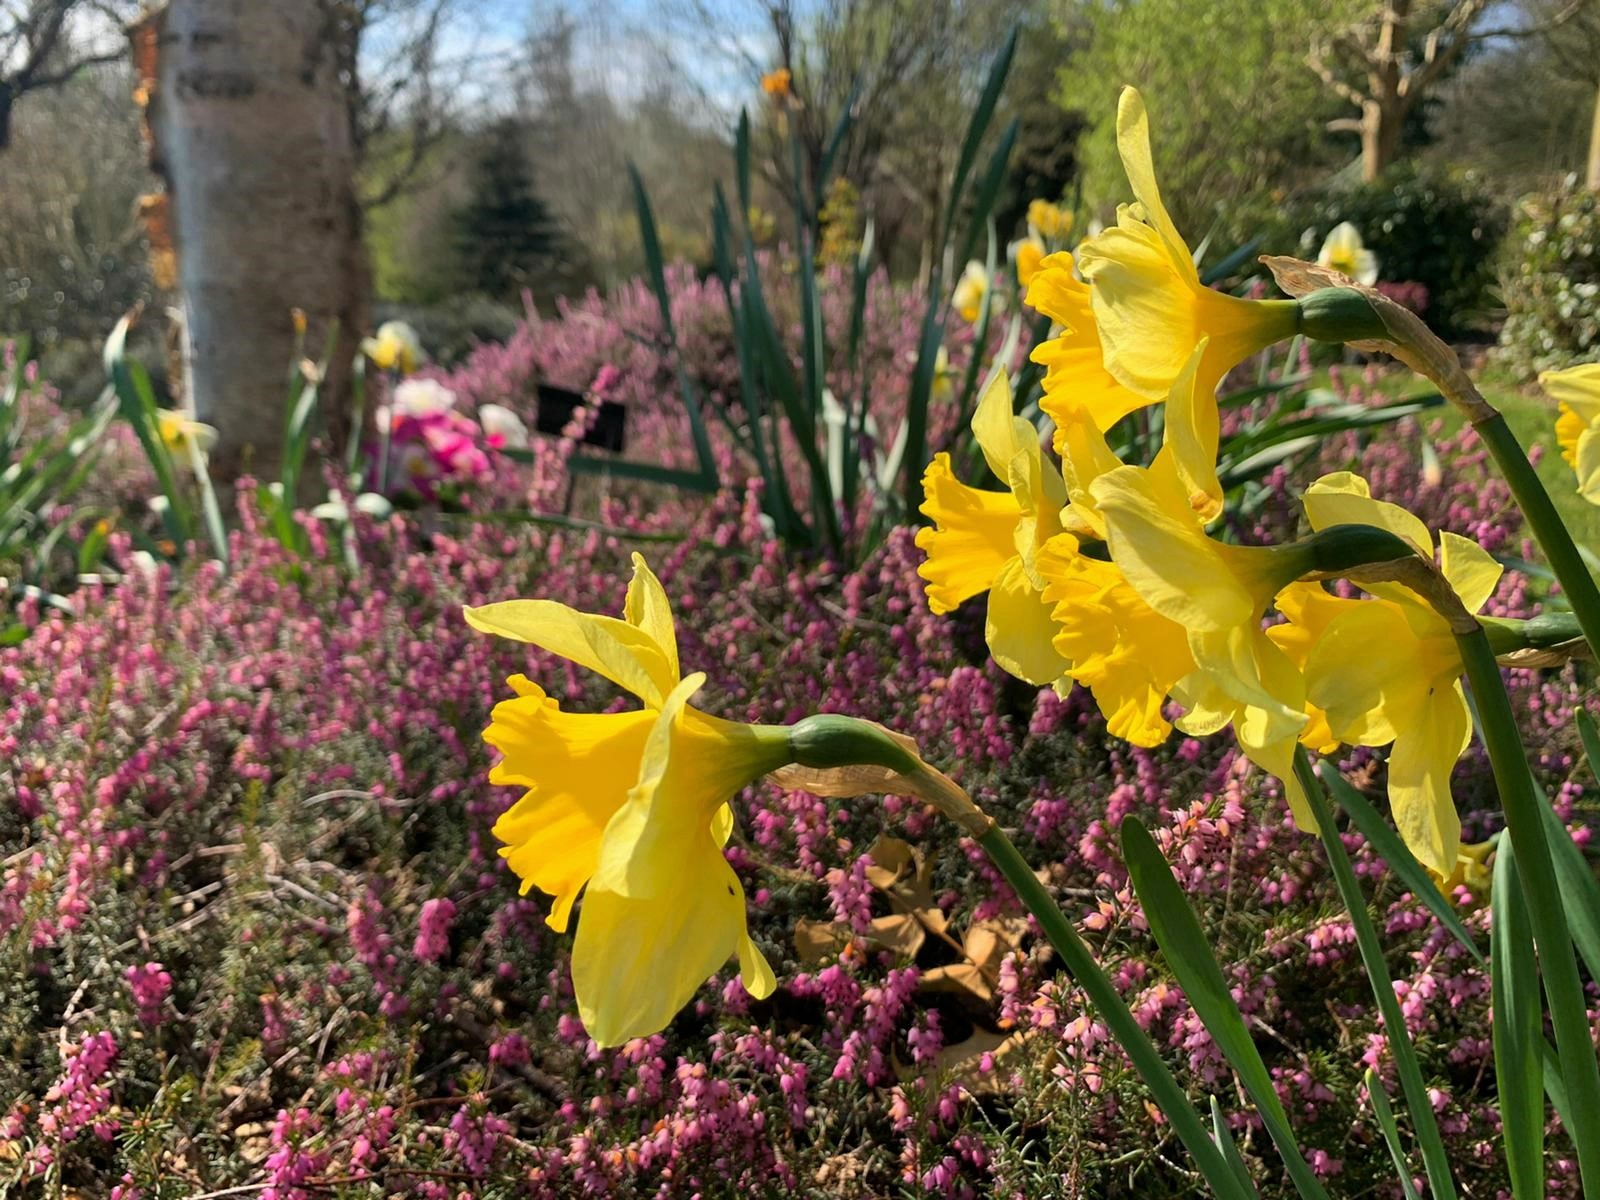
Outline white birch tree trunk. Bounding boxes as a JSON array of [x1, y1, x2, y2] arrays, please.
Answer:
[[139, 0, 367, 482]]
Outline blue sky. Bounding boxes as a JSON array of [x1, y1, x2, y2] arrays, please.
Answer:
[[413, 0, 780, 121]]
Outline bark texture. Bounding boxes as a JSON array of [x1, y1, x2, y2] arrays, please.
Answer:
[[139, 0, 368, 481]]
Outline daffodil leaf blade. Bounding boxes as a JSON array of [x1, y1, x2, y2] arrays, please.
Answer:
[[1491, 833, 1546, 1200], [1119, 816, 1332, 1200]]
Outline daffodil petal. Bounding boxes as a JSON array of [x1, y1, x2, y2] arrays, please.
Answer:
[[1114, 87, 1195, 281], [464, 599, 676, 709], [986, 555, 1070, 686], [1302, 602, 1417, 747], [1437, 532, 1501, 615], [1158, 338, 1221, 522], [572, 849, 757, 1047], [1575, 424, 1600, 505], [592, 673, 788, 900], [1386, 681, 1470, 878], [1302, 472, 1433, 558], [916, 453, 1021, 613], [1092, 464, 1254, 633], [1539, 363, 1600, 423], [623, 553, 681, 683], [484, 676, 656, 931]]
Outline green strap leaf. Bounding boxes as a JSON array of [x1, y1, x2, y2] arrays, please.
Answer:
[[1317, 764, 1484, 965], [1209, 1097, 1257, 1197], [1491, 833, 1545, 1200], [1363, 1071, 1423, 1200], [1121, 817, 1332, 1200], [939, 26, 1017, 255]]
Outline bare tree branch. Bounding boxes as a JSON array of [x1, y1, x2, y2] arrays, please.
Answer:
[[0, 0, 134, 150]]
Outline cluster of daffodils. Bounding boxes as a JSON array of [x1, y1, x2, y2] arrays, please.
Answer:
[[952, 197, 1075, 324], [361, 322, 529, 505], [459, 88, 1586, 1053], [919, 88, 1499, 881]]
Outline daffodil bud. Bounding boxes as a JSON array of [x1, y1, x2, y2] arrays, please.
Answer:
[[778, 715, 995, 838], [1296, 287, 1389, 345]]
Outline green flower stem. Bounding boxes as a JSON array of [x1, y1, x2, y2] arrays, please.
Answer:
[[1455, 627, 1600, 1190], [975, 825, 1256, 1200], [1291, 749, 1458, 1200], [1474, 413, 1600, 654]]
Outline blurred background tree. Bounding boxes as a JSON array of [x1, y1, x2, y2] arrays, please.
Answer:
[[1056, 0, 1360, 235], [0, 0, 133, 149], [1308, 0, 1589, 185], [451, 116, 591, 304]]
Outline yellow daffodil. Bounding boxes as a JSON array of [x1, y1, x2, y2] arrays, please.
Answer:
[[1028, 198, 1073, 241], [1093, 456, 1313, 823], [760, 67, 792, 99], [1283, 471, 1501, 876], [1036, 532, 1193, 747], [930, 345, 956, 406], [1013, 236, 1047, 288], [1264, 581, 1357, 756], [1025, 251, 1151, 436], [465, 554, 793, 1046], [156, 409, 218, 467], [1431, 838, 1494, 898], [1073, 88, 1298, 403], [361, 321, 423, 375], [1028, 340, 1235, 747], [952, 261, 995, 324], [1539, 363, 1600, 504], [916, 371, 1069, 687], [1316, 221, 1379, 286]]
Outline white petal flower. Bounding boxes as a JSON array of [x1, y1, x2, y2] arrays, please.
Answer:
[[478, 403, 530, 449]]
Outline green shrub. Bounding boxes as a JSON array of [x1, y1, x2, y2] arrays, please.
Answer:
[[1230, 163, 1506, 339], [1496, 177, 1600, 378], [373, 297, 524, 367]]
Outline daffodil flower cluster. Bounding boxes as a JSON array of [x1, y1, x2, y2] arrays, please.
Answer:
[[917, 86, 1502, 880]]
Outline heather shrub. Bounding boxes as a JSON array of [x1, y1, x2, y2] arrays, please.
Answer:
[[0, 380, 1592, 1195]]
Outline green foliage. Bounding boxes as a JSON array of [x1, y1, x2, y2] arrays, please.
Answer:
[[636, 30, 1025, 563], [0, 337, 116, 617], [1496, 178, 1600, 378], [1056, 0, 1355, 233], [1239, 163, 1505, 338]]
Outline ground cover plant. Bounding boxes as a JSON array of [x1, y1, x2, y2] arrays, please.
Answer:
[[2, 55, 1600, 1200]]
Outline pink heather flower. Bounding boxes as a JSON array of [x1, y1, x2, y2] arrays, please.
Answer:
[[413, 896, 457, 964], [125, 961, 172, 1027], [39, 1030, 119, 1141], [447, 1103, 511, 1176], [262, 1107, 328, 1200]]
